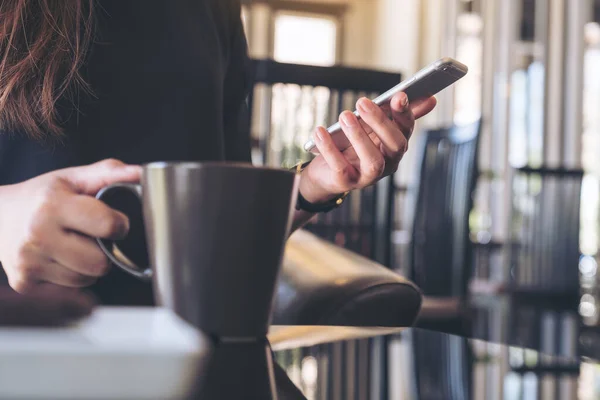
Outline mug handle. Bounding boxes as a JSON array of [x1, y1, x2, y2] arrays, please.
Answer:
[[95, 184, 153, 281]]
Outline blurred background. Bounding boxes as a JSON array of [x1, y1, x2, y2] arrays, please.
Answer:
[[239, 0, 600, 398]]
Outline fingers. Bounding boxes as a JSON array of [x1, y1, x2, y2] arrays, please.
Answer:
[[39, 259, 99, 288], [7, 249, 98, 294], [339, 110, 385, 179], [389, 93, 415, 142], [312, 127, 354, 174], [48, 230, 110, 278], [410, 96, 437, 119], [59, 159, 142, 195], [356, 98, 407, 160], [59, 194, 130, 240], [9, 231, 106, 293]]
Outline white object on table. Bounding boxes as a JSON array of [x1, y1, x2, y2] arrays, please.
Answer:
[[0, 306, 212, 400]]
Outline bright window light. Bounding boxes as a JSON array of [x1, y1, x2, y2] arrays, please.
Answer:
[[273, 14, 337, 66]]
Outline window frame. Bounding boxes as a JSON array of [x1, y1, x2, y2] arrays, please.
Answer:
[[243, 0, 348, 64]]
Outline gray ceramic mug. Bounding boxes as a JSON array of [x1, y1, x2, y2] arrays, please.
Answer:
[[95, 162, 299, 338]]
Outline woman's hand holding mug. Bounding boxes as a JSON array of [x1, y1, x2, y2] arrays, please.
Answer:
[[0, 159, 141, 293]]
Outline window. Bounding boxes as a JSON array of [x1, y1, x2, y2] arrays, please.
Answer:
[[273, 13, 338, 66]]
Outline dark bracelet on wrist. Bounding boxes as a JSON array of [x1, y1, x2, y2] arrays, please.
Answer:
[[295, 190, 348, 213]]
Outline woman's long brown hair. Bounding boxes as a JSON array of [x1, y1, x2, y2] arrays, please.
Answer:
[[0, 0, 94, 139]]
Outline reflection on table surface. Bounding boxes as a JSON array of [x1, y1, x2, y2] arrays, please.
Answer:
[[269, 326, 405, 351], [272, 293, 600, 400], [274, 328, 600, 400]]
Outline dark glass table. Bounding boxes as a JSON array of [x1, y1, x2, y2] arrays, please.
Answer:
[[1, 299, 598, 399], [270, 293, 600, 400]]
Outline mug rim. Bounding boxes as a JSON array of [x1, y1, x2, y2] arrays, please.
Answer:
[[143, 161, 298, 174]]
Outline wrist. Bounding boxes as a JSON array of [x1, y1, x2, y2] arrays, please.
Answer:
[[298, 168, 338, 204]]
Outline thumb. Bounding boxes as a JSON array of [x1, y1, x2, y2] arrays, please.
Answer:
[[57, 159, 142, 195]]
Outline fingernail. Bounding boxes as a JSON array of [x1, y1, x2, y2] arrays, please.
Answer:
[[401, 93, 409, 107], [340, 112, 357, 127], [315, 128, 324, 142], [357, 98, 375, 113], [115, 213, 130, 239]]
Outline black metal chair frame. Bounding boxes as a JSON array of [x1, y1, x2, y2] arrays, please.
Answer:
[[409, 120, 481, 297]]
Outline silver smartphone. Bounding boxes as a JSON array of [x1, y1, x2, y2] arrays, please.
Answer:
[[303, 57, 468, 153]]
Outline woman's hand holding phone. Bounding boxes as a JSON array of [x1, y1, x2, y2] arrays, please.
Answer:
[[297, 92, 437, 204], [303, 57, 467, 154]]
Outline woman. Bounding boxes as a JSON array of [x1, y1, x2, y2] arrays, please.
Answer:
[[0, 0, 436, 304]]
